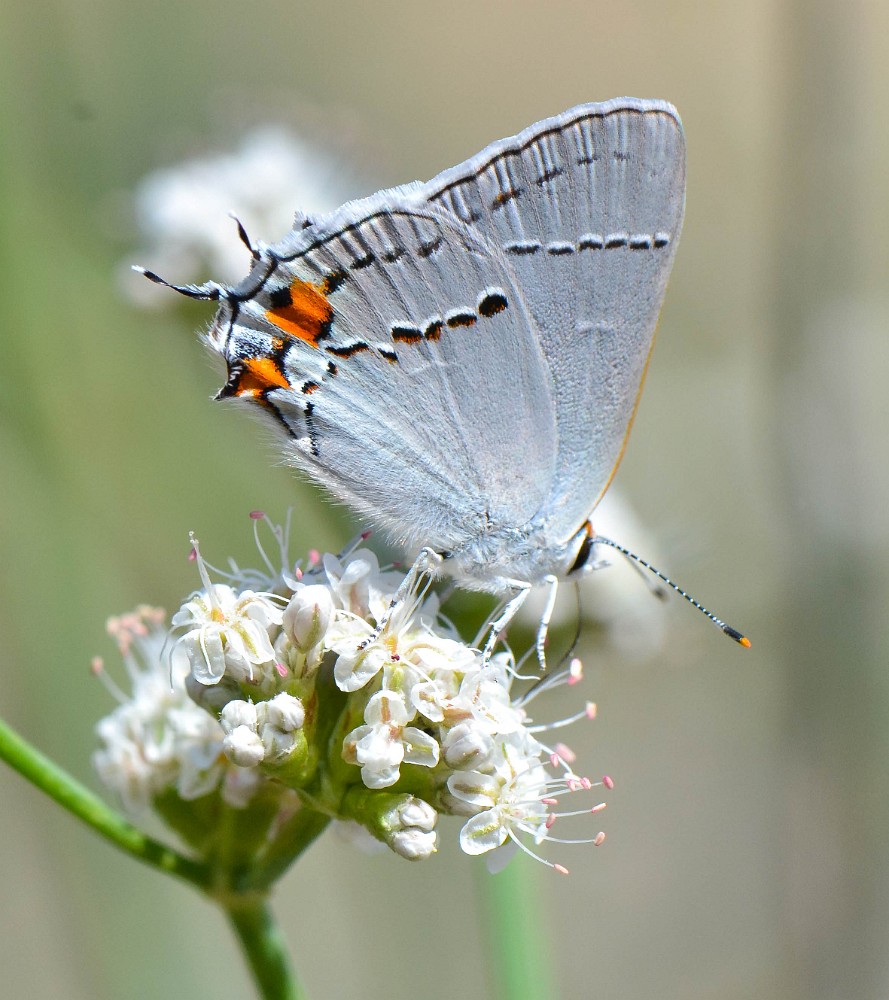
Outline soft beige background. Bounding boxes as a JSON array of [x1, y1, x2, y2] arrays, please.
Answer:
[[2, 2, 888, 998]]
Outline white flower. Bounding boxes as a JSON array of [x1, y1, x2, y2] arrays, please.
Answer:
[[448, 745, 550, 856], [93, 607, 238, 810], [171, 539, 284, 686], [342, 690, 439, 789], [455, 662, 526, 737], [330, 574, 473, 695], [283, 584, 334, 652], [322, 549, 407, 623]]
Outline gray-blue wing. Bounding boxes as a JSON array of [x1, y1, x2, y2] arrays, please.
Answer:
[[209, 199, 557, 553]]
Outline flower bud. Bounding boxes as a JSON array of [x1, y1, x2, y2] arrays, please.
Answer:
[[442, 721, 494, 770], [396, 797, 437, 832], [260, 693, 304, 732], [220, 699, 258, 734], [283, 585, 334, 652], [390, 828, 438, 861], [222, 725, 265, 768]]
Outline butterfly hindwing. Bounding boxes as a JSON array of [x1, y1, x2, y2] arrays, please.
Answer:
[[418, 99, 686, 538]]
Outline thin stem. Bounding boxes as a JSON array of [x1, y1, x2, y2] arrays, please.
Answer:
[[480, 862, 554, 1000], [226, 895, 303, 1000], [0, 715, 209, 890], [246, 805, 330, 891]]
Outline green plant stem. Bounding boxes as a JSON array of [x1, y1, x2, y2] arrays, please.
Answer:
[[246, 804, 331, 891], [226, 895, 303, 1000], [481, 861, 553, 1000], [0, 715, 209, 890]]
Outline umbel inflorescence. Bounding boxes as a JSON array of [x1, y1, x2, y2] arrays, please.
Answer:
[[93, 513, 609, 875]]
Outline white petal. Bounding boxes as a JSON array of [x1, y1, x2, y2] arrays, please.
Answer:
[[361, 762, 402, 789], [401, 728, 440, 768], [334, 646, 385, 692], [447, 770, 500, 810], [364, 690, 410, 727], [460, 810, 507, 855], [186, 630, 227, 684]]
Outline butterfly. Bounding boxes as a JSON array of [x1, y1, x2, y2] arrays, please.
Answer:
[[140, 98, 748, 656]]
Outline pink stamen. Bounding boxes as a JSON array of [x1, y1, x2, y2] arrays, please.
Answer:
[[275, 662, 288, 678], [546, 814, 556, 829], [603, 775, 615, 790], [567, 778, 579, 791], [554, 864, 570, 875], [541, 797, 559, 806], [568, 657, 583, 685], [594, 832, 606, 847], [249, 510, 266, 520], [361, 530, 372, 540], [294, 567, 303, 580], [90, 656, 104, 675], [585, 702, 597, 720], [188, 547, 197, 562], [579, 776, 592, 790], [592, 802, 607, 813], [550, 752, 561, 767], [308, 549, 320, 566], [554, 742, 576, 763]]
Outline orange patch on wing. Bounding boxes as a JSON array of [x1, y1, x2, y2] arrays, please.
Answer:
[[266, 279, 333, 344], [231, 356, 291, 397]]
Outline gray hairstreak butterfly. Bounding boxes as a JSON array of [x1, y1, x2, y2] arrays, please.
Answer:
[[139, 98, 748, 657]]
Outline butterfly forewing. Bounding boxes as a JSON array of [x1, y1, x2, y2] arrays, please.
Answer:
[[213, 201, 558, 551]]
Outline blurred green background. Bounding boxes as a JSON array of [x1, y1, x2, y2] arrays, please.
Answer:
[[2, 2, 888, 997]]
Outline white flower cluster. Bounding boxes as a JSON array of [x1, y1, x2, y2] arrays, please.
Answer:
[[92, 607, 261, 813], [167, 518, 610, 872], [94, 518, 610, 872]]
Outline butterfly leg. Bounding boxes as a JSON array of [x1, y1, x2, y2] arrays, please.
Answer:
[[535, 575, 560, 671], [482, 579, 532, 664], [359, 547, 443, 648]]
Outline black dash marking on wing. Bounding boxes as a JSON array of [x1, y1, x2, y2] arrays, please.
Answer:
[[604, 234, 628, 249], [379, 347, 399, 364], [327, 360, 338, 376], [382, 246, 407, 263], [301, 380, 320, 394], [391, 324, 424, 344], [418, 237, 443, 257], [425, 319, 443, 341], [327, 342, 370, 358], [322, 270, 348, 294], [504, 240, 541, 256], [351, 253, 375, 270], [445, 310, 478, 329], [653, 233, 671, 248], [264, 397, 299, 441], [303, 401, 320, 456], [578, 234, 604, 250], [547, 241, 575, 256], [267, 285, 292, 308], [491, 186, 524, 210], [535, 166, 564, 185], [629, 236, 652, 250], [478, 289, 508, 317]]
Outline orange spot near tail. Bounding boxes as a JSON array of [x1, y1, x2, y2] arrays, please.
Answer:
[[266, 279, 333, 345], [230, 356, 290, 397]]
